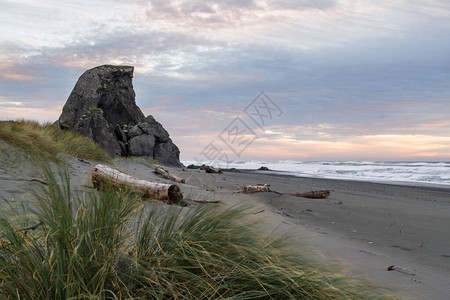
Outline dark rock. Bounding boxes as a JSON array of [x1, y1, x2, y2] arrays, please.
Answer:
[[154, 139, 181, 167], [141, 115, 170, 143], [187, 164, 201, 169], [258, 166, 270, 171], [114, 124, 127, 143], [128, 125, 145, 138], [73, 108, 121, 156], [59, 65, 145, 130], [129, 134, 155, 157], [118, 141, 127, 156], [57, 65, 182, 166]]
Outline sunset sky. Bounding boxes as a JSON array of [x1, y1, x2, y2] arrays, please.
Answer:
[[1, 0, 449, 162]]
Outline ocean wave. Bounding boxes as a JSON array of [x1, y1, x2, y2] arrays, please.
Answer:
[[183, 160, 450, 187]]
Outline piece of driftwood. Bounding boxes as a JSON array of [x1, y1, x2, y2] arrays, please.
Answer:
[[240, 183, 331, 199], [18, 222, 42, 234], [205, 166, 223, 174], [92, 164, 183, 204], [154, 166, 185, 183], [241, 184, 271, 194], [286, 190, 331, 199], [187, 199, 222, 203]]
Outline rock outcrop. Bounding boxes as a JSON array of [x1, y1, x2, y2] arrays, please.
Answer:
[[58, 65, 182, 167]]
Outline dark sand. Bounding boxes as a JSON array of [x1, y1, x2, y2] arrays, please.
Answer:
[[1, 146, 449, 299], [175, 168, 450, 300]]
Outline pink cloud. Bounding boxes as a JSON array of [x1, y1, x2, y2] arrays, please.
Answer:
[[178, 128, 450, 162], [0, 105, 62, 123], [0, 72, 38, 82], [0, 62, 39, 82], [240, 134, 450, 161]]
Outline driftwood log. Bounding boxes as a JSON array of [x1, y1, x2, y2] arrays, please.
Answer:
[[92, 164, 183, 204], [240, 184, 331, 199], [154, 166, 185, 183], [241, 184, 271, 194], [286, 190, 331, 199], [205, 166, 223, 174]]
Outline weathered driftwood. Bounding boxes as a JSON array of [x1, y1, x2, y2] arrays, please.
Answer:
[[187, 199, 222, 203], [154, 166, 185, 183], [241, 184, 271, 194], [205, 166, 223, 174], [285, 190, 331, 199], [18, 222, 42, 234], [240, 183, 331, 199], [92, 164, 183, 204]]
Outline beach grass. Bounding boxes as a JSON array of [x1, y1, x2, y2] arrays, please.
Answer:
[[0, 120, 111, 163], [0, 167, 389, 299]]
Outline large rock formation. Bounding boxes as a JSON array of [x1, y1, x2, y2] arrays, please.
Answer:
[[58, 65, 182, 167]]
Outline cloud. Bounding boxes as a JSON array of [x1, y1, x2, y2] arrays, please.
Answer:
[[0, 0, 449, 160], [266, 0, 336, 10], [0, 72, 38, 82], [240, 134, 450, 161], [0, 104, 63, 123]]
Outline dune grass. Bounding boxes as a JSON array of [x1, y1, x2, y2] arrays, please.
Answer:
[[0, 120, 111, 163], [0, 167, 389, 299]]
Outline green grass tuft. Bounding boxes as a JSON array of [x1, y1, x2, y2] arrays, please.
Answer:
[[0, 167, 391, 299], [0, 120, 111, 163]]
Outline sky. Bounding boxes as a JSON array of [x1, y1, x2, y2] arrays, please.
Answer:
[[1, 0, 449, 162]]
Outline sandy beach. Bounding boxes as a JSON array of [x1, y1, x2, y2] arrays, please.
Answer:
[[175, 167, 450, 299], [1, 146, 449, 299]]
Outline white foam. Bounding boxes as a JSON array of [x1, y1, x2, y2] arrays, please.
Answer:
[[183, 160, 450, 187]]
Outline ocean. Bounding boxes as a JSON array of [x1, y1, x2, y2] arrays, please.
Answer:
[[183, 160, 450, 188]]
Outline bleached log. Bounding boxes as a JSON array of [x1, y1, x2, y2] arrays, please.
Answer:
[[92, 164, 183, 204], [240, 183, 331, 199], [241, 184, 271, 194], [154, 166, 185, 183]]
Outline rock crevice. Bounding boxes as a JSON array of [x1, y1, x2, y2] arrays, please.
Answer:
[[58, 65, 181, 167]]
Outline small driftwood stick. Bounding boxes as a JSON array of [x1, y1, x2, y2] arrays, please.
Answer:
[[92, 164, 183, 204], [205, 166, 223, 174], [18, 222, 42, 233], [154, 166, 185, 183]]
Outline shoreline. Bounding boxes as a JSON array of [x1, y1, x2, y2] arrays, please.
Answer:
[[229, 168, 450, 190]]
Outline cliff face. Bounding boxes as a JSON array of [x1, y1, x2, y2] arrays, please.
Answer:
[[58, 65, 182, 167]]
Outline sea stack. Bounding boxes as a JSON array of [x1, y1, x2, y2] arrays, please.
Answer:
[[57, 65, 182, 167]]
